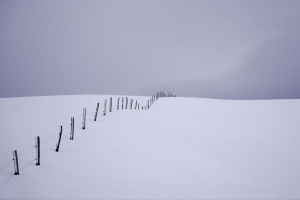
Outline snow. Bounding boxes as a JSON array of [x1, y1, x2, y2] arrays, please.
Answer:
[[0, 95, 300, 199]]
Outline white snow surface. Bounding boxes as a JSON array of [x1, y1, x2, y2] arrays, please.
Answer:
[[0, 95, 300, 199]]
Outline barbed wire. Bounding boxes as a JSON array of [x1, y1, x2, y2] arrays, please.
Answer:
[[0, 174, 14, 190], [19, 158, 36, 171], [0, 160, 12, 174], [0, 93, 166, 191]]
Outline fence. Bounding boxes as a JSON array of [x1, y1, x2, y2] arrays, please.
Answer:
[[0, 91, 175, 190]]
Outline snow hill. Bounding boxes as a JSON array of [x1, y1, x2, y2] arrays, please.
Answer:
[[0, 95, 300, 199]]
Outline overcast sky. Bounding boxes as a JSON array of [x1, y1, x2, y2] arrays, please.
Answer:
[[1, 0, 300, 99]]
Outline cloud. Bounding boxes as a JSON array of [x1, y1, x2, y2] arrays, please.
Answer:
[[142, 31, 300, 99], [1, 1, 300, 99]]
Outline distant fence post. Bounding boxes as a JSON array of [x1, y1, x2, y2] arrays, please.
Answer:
[[56, 126, 62, 152], [117, 98, 120, 110], [135, 100, 137, 109], [94, 103, 99, 121], [35, 136, 40, 165], [12, 150, 19, 175], [122, 97, 124, 109], [109, 97, 112, 112], [130, 99, 133, 109], [138, 103, 140, 110], [148, 100, 150, 108], [125, 97, 128, 109], [70, 117, 74, 139], [82, 108, 86, 129], [103, 99, 107, 115]]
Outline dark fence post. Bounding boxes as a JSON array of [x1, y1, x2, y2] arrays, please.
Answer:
[[135, 100, 137, 109], [12, 150, 19, 175], [125, 97, 128, 109], [82, 108, 86, 129], [103, 99, 107, 115], [35, 136, 40, 165], [56, 126, 62, 152], [94, 103, 99, 121], [130, 99, 133, 109], [70, 117, 74, 139], [117, 98, 120, 110], [109, 97, 112, 112], [122, 97, 124, 109]]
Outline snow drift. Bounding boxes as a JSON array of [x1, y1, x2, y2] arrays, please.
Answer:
[[0, 95, 300, 199]]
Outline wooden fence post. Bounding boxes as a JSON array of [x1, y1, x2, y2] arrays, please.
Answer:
[[148, 100, 150, 108], [117, 98, 120, 110], [35, 136, 40, 165], [82, 108, 86, 129], [70, 117, 74, 139], [122, 97, 124, 109], [130, 99, 133, 109], [109, 97, 112, 112], [56, 126, 62, 152], [138, 103, 140, 110], [135, 100, 137, 109], [94, 103, 99, 121], [103, 99, 107, 115], [125, 97, 128, 109], [12, 150, 19, 175]]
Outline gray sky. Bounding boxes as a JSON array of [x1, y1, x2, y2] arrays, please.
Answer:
[[1, 0, 300, 99]]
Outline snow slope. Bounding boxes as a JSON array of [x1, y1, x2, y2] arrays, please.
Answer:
[[0, 95, 300, 199]]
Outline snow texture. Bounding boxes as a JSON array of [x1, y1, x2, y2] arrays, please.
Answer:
[[0, 95, 300, 199]]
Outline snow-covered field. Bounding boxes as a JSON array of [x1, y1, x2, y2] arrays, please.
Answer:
[[0, 95, 300, 199]]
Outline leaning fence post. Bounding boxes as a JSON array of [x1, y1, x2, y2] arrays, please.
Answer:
[[103, 99, 107, 115], [135, 100, 137, 109], [56, 126, 62, 152], [12, 150, 19, 175], [117, 98, 120, 110], [35, 136, 40, 165], [82, 108, 86, 129], [70, 117, 74, 139], [94, 103, 99, 121], [130, 99, 133, 109], [148, 100, 150, 108], [109, 97, 112, 112], [125, 97, 128, 109]]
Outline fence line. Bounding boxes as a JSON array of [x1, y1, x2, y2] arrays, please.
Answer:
[[0, 91, 175, 190]]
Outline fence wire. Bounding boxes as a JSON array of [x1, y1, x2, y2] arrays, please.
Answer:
[[0, 94, 166, 191]]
